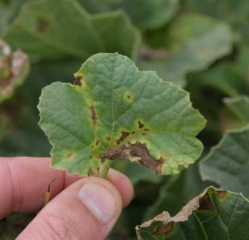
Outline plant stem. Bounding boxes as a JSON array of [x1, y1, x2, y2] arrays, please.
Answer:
[[100, 158, 112, 178]]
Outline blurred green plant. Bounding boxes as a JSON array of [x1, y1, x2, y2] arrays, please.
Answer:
[[1, 0, 249, 239]]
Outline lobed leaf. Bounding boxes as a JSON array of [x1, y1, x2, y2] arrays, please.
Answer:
[[144, 162, 211, 220], [78, 0, 179, 30], [136, 186, 249, 240], [200, 126, 249, 197], [38, 53, 206, 176], [3, 0, 140, 60], [183, 0, 249, 45], [224, 96, 249, 122], [137, 13, 233, 86]]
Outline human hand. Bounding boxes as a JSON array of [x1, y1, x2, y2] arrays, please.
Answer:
[[0, 157, 133, 240]]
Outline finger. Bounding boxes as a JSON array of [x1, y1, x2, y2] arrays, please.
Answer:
[[17, 177, 124, 240], [107, 168, 133, 208], [0, 157, 133, 219], [0, 157, 79, 219]]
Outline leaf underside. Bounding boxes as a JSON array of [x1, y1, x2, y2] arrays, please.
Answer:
[[38, 53, 206, 176]]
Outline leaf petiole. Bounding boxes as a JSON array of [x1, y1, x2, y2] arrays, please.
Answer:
[[100, 158, 112, 179]]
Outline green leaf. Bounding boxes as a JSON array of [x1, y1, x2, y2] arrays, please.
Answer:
[[200, 126, 249, 197], [0, 213, 35, 239], [136, 186, 249, 240], [0, 39, 30, 103], [183, 0, 249, 44], [137, 13, 233, 86], [188, 62, 248, 97], [112, 160, 162, 184], [118, 0, 179, 30], [3, 0, 140, 60], [144, 161, 212, 220], [224, 96, 249, 122], [38, 53, 206, 176], [0, 115, 8, 144], [0, 59, 82, 157], [0, 0, 34, 35], [236, 45, 249, 80], [78, 0, 179, 30]]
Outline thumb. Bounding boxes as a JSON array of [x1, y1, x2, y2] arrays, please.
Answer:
[[17, 176, 126, 240]]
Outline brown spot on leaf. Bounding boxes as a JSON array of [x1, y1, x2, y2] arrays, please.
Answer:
[[116, 131, 130, 145], [101, 145, 127, 160], [131, 143, 163, 174], [37, 18, 49, 32], [138, 121, 144, 129], [123, 91, 134, 102], [131, 131, 136, 135], [198, 193, 214, 211], [106, 136, 111, 141], [87, 167, 95, 176], [66, 153, 73, 160], [95, 140, 100, 146], [101, 142, 164, 174], [217, 190, 227, 198], [89, 105, 97, 127], [74, 76, 83, 86], [155, 221, 174, 235]]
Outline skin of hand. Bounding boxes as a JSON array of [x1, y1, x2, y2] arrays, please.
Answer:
[[0, 157, 134, 240]]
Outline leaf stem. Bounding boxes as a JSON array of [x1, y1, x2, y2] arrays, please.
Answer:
[[100, 158, 112, 178]]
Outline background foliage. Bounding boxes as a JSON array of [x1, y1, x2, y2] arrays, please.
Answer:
[[0, 0, 249, 239]]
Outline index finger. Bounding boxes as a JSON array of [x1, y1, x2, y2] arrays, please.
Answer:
[[0, 157, 80, 219], [0, 157, 133, 219]]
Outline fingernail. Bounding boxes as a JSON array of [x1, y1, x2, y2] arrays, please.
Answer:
[[78, 183, 116, 224]]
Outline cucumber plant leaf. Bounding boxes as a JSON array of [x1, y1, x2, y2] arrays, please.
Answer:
[[144, 162, 212, 220], [3, 0, 140, 61], [0, 213, 35, 240], [112, 160, 163, 185], [136, 186, 249, 240], [200, 126, 249, 197], [189, 62, 248, 97], [224, 96, 249, 122], [0, 39, 29, 103], [183, 0, 249, 45], [78, 0, 179, 30], [38, 53, 206, 176], [137, 13, 233, 85]]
